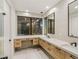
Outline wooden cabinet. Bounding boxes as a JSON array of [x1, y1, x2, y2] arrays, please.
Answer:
[[14, 38, 39, 49], [21, 39, 33, 48], [44, 42, 65, 59], [39, 39, 76, 59], [33, 38, 38, 45], [39, 40, 46, 48], [14, 38, 77, 59], [54, 48, 65, 59], [14, 39, 22, 48], [64, 52, 76, 59]]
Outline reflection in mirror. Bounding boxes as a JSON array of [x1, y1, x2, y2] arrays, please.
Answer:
[[44, 13, 55, 34], [0, 13, 4, 57], [68, 0, 78, 38]]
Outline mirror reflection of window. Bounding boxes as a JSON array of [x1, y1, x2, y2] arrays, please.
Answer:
[[48, 19, 54, 34], [44, 17, 48, 34], [44, 13, 55, 34], [68, 0, 78, 38]]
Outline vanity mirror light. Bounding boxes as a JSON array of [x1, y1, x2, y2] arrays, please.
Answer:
[[68, 0, 78, 38], [44, 13, 55, 34]]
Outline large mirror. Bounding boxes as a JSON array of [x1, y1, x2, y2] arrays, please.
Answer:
[[68, 0, 78, 38], [44, 13, 55, 34]]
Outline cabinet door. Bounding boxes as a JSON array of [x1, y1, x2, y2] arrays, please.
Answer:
[[57, 50, 65, 59], [33, 39, 38, 45], [39, 40, 45, 47], [48, 44, 58, 59], [53, 47, 65, 59], [64, 53, 75, 59], [14, 39, 21, 48], [47, 43, 65, 59]]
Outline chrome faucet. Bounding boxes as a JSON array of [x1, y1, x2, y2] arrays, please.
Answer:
[[46, 34, 51, 38], [70, 42, 77, 47]]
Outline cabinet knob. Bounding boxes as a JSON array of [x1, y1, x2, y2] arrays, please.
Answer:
[[2, 13, 6, 15]]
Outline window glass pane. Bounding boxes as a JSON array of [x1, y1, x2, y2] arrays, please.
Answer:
[[32, 18, 42, 35], [18, 16, 30, 35], [44, 13, 55, 34], [17, 16, 43, 35]]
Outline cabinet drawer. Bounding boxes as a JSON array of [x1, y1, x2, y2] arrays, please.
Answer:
[[39, 40, 46, 48]]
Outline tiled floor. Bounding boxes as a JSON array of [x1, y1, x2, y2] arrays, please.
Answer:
[[13, 48, 50, 59]]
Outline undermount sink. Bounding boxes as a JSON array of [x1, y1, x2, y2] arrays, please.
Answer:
[[62, 44, 78, 50]]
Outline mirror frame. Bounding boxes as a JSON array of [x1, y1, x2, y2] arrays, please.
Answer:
[[68, 0, 78, 38]]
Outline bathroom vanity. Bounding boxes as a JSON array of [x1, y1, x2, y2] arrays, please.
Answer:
[[14, 38, 39, 49], [14, 36, 78, 59]]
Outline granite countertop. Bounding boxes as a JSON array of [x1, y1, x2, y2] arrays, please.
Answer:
[[13, 35, 78, 57]]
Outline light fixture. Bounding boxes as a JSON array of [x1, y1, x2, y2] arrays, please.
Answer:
[[25, 10, 29, 12], [75, 6, 78, 9], [53, 8, 56, 11], [46, 6, 49, 9]]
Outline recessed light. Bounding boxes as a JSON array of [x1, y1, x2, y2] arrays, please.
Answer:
[[46, 6, 49, 9], [40, 12, 43, 14], [53, 8, 56, 11], [25, 10, 29, 12]]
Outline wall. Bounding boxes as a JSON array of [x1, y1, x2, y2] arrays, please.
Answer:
[[3, 0, 12, 59], [16, 11, 42, 18], [10, 4, 17, 59], [44, 0, 78, 43], [0, 0, 16, 59], [0, 0, 4, 12]]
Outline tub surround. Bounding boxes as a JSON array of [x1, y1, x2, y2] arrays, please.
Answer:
[[13, 35, 78, 58]]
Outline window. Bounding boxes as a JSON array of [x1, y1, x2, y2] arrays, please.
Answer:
[[17, 16, 42, 35]]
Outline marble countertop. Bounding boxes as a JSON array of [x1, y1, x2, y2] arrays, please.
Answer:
[[13, 35, 78, 57]]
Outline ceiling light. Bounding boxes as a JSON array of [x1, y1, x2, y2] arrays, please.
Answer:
[[46, 6, 49, 9], [75, 6, 78, 9], [25, 10, 29, 12]]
